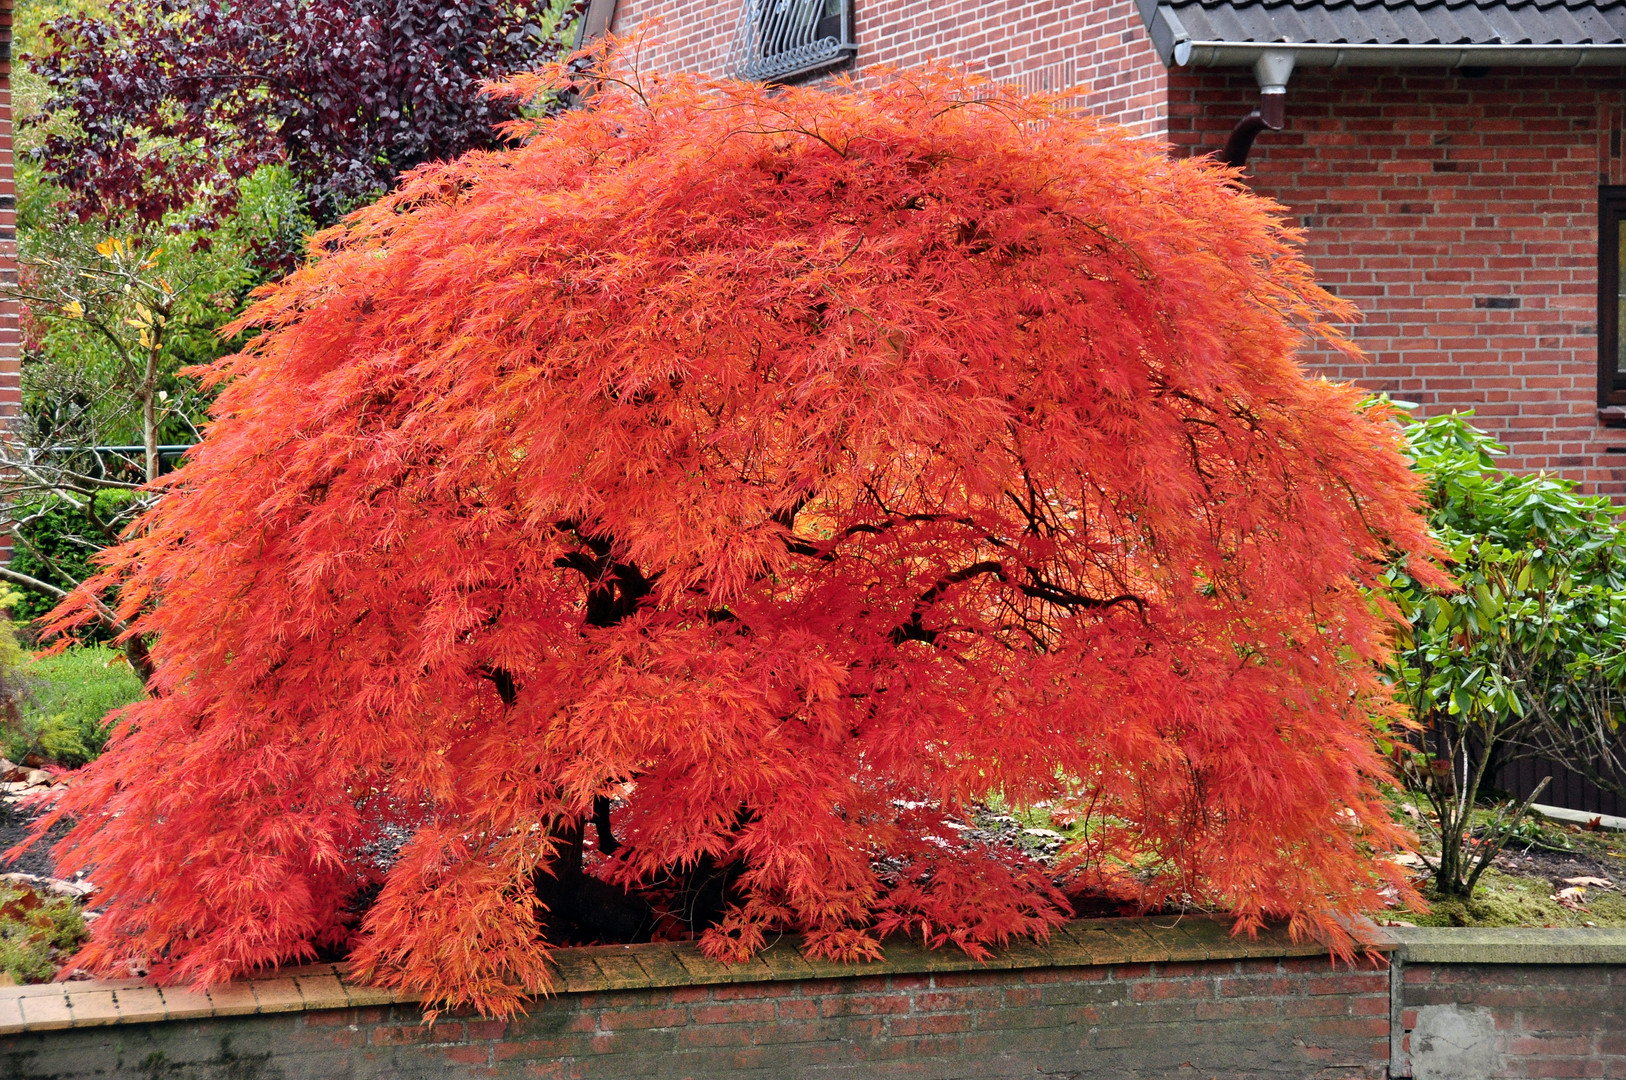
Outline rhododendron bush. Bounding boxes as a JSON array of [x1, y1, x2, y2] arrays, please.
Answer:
[[35, 54, 1442, 1016]]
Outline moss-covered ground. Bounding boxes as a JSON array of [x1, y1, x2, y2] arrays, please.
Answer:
[[1382, 802, 1626, 928]]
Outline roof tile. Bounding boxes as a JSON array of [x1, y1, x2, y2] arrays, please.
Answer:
[[1167, 0, 1626, 46]]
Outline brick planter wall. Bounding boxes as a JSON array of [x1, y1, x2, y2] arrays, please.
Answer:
[[3, 919, 1624, 1079], [1387, 927, 1626, 1079], [1401, 965, 1622, 1079], [0, 957, 1394, 1080]]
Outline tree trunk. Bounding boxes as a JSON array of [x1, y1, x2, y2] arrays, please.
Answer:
[[123, 634, 155, 688], [531, 818, 654, 943], [142, 341, 160, 484]]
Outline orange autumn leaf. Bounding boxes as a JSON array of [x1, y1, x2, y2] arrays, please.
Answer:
[[30, 51, 1440, 1017]]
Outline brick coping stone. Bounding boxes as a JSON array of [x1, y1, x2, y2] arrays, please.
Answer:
[[0, 915, 1621, 1036]]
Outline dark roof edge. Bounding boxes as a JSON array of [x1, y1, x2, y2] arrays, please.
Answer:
[[1143, 4, 1626, 67], [1148, 4, 1191, 64]]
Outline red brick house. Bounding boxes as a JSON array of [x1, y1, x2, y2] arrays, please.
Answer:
[[591, 0, 1626, 496]]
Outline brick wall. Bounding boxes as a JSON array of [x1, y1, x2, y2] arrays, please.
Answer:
[[608, 0, 1169, 137], [1398, 962, 1626, 1078], [1169, 66, 1626, 493], [0, 957, 1394, 1079], [6, 922, 1624, 1079]]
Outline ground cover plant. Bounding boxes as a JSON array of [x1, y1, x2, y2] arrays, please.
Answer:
[[35, 52, 1445, 1016], [0, 576, 143, 769], [0, 880, 88, 984]]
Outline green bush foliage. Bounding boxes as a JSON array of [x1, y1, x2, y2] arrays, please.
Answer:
[[1384, 411, 1626, 896], [8, 492, 136, 628], [5, 645, 145, 766]]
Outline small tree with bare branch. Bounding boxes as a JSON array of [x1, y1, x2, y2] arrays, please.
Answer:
[[0, 209, 264, 673]]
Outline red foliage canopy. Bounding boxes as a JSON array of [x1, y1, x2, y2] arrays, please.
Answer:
[[37, 56, 1442, 1016]]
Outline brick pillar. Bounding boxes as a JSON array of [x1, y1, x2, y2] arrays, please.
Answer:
[[0, 0, 16, 425], [0, 0, 17, 566]]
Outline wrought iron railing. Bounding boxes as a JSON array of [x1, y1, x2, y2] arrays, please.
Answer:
[[726, 0, 856, 83]]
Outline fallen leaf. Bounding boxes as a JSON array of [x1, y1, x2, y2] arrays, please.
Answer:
[[1562, 876, 1613, 889], [1552, 886, 1589, 910], [1390, 851, 1426, 868]]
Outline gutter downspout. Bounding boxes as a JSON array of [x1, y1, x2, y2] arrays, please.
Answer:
[[574, 0, 619, 50], [563, 0, 619, 106], [1216, 51, 1294, 168]]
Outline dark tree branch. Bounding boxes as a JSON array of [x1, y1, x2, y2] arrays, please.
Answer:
[[593, 794, 621, 856], [1016, 575, 1145, 615], [481, 665, 518, 708], [888, 560, 1148, 646], [552, 523, 659, 628], [890, 560, 1006, 645]]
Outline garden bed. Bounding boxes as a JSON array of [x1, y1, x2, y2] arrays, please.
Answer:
[[4, 784, 1624, 986], [1381, 802, 1626, 929]]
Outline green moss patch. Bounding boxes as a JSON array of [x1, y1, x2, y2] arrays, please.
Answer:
[[1384, 804, 1626, 929]]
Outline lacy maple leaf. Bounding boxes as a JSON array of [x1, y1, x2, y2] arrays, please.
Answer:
[[32, 50, 1440, 1016]]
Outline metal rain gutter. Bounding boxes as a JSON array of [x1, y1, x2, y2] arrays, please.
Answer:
[[1175, 41, 1626, 68]]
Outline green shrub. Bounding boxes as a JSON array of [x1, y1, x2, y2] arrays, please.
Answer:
[[0, 588, 34, 755], [1385, 410, 1626, 897], [4, 645, 145, 766], [8, 492, 138, 631]]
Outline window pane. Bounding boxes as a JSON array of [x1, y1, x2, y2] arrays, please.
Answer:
[[1618, 218, 1626, 388]]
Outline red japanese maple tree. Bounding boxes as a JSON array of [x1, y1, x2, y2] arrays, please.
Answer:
[[35, 53, 1442, 1016]]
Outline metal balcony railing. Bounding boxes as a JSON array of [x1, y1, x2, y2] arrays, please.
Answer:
[[726, 0, 856, 83]]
